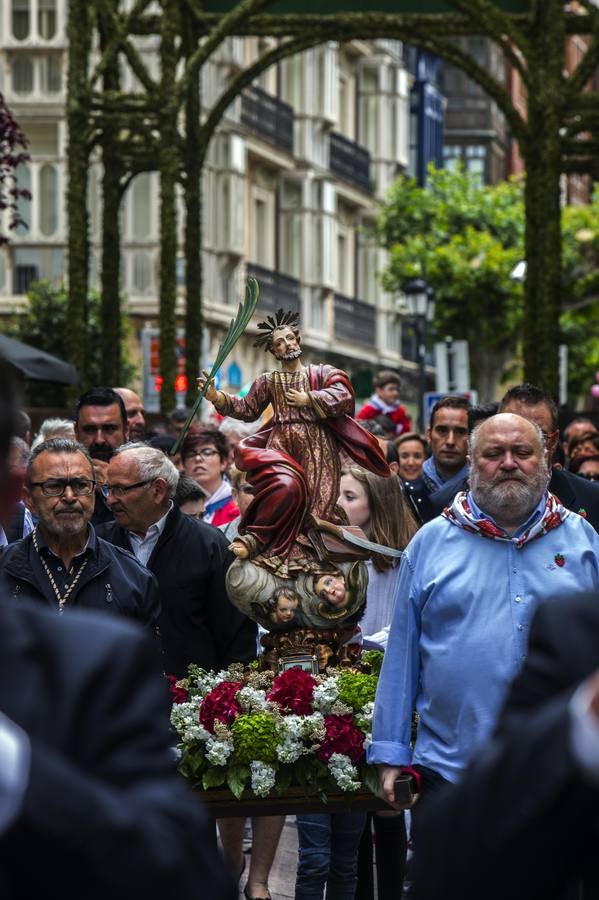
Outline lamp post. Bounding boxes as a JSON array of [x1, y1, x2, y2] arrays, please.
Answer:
[[403, 277, 436, 431]]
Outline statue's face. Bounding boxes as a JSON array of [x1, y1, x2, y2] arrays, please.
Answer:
[[271, 327, 301, 360]]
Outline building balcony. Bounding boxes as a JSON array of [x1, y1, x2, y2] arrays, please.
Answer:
[[329, 132, 372, 193], [246, 263, 300, 318], [333, 294, 376, 347], [240, 86, 294, 155]]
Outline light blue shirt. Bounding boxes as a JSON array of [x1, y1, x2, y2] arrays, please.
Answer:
[[128, 502, 172, 568], [368, 492, 599, 783]]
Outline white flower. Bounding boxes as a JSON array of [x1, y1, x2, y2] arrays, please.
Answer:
[[237, 686, 269, 712], [313, 677, 339, 713], [170, 702, 211, 743], [328, 753, 361, 792], [355, 701, 374, 734], [205, 738, 233, 766], [250, 761, 277, 797], [275, 737, 304, 763]]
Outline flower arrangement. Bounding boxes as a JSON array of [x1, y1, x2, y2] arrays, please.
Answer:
[[170, 656, 383, 801]]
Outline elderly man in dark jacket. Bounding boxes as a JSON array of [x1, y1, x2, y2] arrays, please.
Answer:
[[0, 439, 158, 626], [98, 443, 256, 677]]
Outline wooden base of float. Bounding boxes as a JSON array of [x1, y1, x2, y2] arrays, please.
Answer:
[[195, 784, 392, 818]]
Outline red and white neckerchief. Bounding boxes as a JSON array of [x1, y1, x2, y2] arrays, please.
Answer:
[[442, 491, 568, 548]]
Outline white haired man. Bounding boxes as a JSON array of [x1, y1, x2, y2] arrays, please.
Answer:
[[98, 443, 256, 678]]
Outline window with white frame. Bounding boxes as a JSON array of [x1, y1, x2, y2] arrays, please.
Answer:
[[38, 0, 57, 40], [12, 0, 30, 41], [357, 235, 378, 305], [12, 55, 34, 94], [336, 227, 353, 296], [132, 251, 152, 293], [280, 180, 302, 280], [359, 67, 378, 153], [38, 163, 58, 236], [131, 173, 151, 241], [39, 55, 62, 93], [249, 184, 275, 269]]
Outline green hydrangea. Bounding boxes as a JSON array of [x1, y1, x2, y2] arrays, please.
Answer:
[[231, 713, 279, 764], [361, 650, 384, 675], [337, 671, 378, 712]]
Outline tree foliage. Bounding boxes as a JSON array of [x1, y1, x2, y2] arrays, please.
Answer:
[[0, 93, 30, 244], [376, 165, 599, 405], [6, 281, 135, 406], [375, 165, 525, 401]]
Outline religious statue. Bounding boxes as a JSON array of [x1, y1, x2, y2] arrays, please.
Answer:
[[197, 308, 394, 656]]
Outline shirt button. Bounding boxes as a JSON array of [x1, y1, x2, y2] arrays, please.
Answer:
[[513, 568, 517, 574], [517, 624, 523, 631], [57, 566, 63, 572], [515, 596, 521, 603], [522, 654, 527, 661]]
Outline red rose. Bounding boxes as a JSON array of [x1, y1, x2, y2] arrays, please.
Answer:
[[199, 681, 243, 733], [167, 674, 189, 704], [316, 714, 365, 764], [267, 667, 317, 715]]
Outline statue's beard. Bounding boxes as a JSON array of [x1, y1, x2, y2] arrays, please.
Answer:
[[280, 347, 302, 360]]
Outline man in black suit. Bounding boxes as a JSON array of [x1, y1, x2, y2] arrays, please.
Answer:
[[98, 442, 257, 676], [0, 365, 235, 899], [413, 590, 599, 900]]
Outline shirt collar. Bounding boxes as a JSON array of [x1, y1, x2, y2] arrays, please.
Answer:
[[34, 523, 95, 558], [129, 501, 173, 542]]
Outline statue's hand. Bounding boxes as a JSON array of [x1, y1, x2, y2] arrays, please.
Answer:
[[285, 388, 310, 408], [197, 370, 219, 404], [229, 539, 250, 559]]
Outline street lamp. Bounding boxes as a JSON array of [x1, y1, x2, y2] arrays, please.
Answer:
[[403, 277, 435, 431]]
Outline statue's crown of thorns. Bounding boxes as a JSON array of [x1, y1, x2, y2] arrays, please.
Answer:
[[253, 308, 300, 351]]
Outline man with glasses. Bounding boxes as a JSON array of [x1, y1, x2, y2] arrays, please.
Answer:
[[98, 443, 256, 678], [500, 383, 599, 533], [74, 387, 129, 525], [0, 366, 235, 900], [0, 438, 158, 626]]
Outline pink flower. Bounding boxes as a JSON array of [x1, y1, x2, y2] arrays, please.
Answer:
[[167, 674, 189, 704], [316, 714, 365, 764], [199, 681, 243, 733], [267, 668, 317, 715]]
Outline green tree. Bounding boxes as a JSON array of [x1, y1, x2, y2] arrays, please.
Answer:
[[560, 196, 599, 404], [6, 281, 135, 407], [376, 165, 525, 401]]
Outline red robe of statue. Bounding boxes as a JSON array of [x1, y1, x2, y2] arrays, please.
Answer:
[[219, 364, 389, 561]]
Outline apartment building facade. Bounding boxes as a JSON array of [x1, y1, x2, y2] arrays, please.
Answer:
[[0, 2, 431, 412]]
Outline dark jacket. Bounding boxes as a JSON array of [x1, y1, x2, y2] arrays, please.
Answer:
[[426, 466, 599, 533], [0, 600, 236, 900], [414, 592, 599, 900], [0, 527, 159, 627], [98, 505, 257, 677]]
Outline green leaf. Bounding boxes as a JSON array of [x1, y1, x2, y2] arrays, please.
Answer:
[[226, 764, 250, 800], [275, 766, 293, 796], [361, 763, 380, 798], [202, 766, 227, 790]]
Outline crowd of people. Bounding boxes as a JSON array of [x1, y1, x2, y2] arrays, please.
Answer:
[[2, 361, 599, 900]]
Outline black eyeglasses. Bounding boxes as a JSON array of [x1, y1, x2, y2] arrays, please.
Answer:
[[29, 477, 96, 497], [580, 472, 599, 481], [237, 485, 255, 495], [101, 479, 153, 498], [182, 448, 220, 462]]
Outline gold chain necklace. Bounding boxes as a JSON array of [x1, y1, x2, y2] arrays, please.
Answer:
[[32, 528, 89, 613]]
